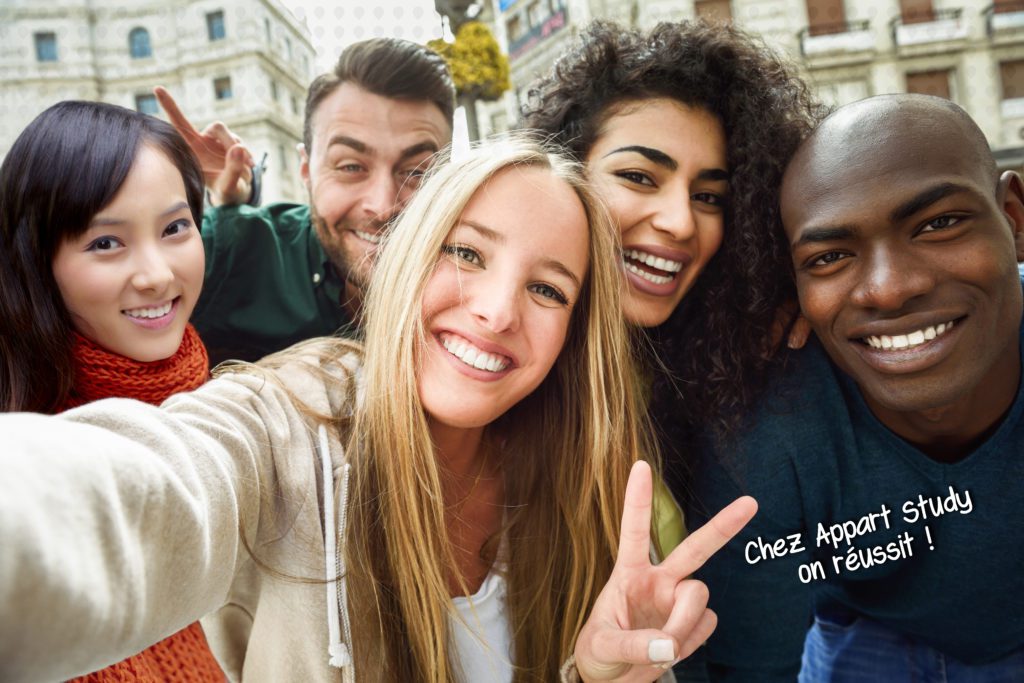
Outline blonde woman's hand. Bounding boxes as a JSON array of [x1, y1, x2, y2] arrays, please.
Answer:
[[574, 461, 757, 682], [154, 86, 254, 206]]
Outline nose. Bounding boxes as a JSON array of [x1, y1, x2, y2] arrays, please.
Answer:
[[361, 171, 401, 223], [129, 244, 175, 294], [850, 247, 935, 311], [651, 195, 697, 242], [466, 273, 521, 335]]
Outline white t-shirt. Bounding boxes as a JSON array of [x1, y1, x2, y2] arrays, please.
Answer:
[[450, 570, 513, 682]]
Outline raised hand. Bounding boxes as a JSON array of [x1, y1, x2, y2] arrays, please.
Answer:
[[154, 86, 254, 206], [574, 461, 757, 682]]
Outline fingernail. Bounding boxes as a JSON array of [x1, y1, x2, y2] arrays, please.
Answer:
[[648, 639, 675, 663]]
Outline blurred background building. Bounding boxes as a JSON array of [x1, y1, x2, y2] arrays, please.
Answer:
[[0, 0, 314, 202], [474, 0, 1024, 168]]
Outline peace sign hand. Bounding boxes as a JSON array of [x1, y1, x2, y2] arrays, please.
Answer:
[[154, 86, 254, 206], [574, 461, 757, 682]]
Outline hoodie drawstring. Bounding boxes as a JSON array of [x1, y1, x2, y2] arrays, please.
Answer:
[[320, 424, 354, 679]]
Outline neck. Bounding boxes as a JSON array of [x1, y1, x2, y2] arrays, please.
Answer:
[[866, 339, 1021, 463], [428, 419, 486, 478], [340, 279, 363, 322]]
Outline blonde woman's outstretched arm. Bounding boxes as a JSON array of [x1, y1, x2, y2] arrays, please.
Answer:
[[0, 370, 318, 683]]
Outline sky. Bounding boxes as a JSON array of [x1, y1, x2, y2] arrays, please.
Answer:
[[281, 0, 446, 72]]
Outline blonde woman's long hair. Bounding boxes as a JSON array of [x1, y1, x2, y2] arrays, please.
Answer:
[[342, 133, 653, 682]]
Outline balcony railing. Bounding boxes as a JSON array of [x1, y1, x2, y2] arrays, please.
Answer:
[[891, 8, 967, 47], [508, 8, 567, 61], [985, 2, 1024, 35], [799, 19, 873, 57]]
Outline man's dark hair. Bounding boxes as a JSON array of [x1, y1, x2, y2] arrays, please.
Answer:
[[302, 37, 455, 152], [0, 100, 204, 413], [523, 20, 825, 476]]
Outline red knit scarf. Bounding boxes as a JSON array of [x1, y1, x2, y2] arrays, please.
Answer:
[[61, 324, 209, 410], [61, 325, 223, 682]]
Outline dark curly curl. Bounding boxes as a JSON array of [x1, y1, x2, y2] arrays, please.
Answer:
[[521, 20, 825, 493]]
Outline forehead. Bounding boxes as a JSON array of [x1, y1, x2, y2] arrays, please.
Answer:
[[781, 115, 991, 237], [591, 98, 726, 165], [309, 81, 452, 157], [459, 166, 590, 274]]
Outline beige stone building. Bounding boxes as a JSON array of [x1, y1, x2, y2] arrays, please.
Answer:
[[0, 0, 315, 203], [482, 0, 1024, 166]]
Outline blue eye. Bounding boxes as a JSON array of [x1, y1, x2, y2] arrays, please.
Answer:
[[441, 244, 482, 266], [529, 283, 569, 305]]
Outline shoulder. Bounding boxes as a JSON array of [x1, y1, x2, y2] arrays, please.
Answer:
[[202, 202, 310, 240]]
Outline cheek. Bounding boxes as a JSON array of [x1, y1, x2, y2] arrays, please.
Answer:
[[603, 187, 643, 236], [699, 215, 725, 263], [311, 177, 358, 225]]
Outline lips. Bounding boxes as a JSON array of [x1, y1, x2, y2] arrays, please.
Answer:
[[122, 297, 179, 330], [849, 315, 966, 374], [621, 245, 692, 296], [861, 320, 956, 350]]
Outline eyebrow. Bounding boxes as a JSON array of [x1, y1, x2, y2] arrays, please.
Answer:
[[456, 219, 583, 289], [889, 182, 969, 223], [326, 136, 440, 163], [89, 201, 190, 227], [791, 225, 857, 249], [603, 145, 729, 181]]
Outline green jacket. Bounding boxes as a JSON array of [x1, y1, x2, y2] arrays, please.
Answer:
[[193, 203, 355, 365]]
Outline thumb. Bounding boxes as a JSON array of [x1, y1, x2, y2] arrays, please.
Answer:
[[580, 629, 678, 678]]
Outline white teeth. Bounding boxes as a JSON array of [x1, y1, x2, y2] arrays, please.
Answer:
[[863, 320, 956, 352], [354, 229, 381, 245], [123, 301, 173, 319], [623, 249, 684, 273], [624, 261, 672, 285], [440, 334, 510, 373]]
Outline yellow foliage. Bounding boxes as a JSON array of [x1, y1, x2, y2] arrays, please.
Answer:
[[428, 22, 511, 102]]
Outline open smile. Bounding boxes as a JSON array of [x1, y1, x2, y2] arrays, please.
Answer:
[[621, 246, 692, 295], [435, 331, 517, 382], [121, 297, 179, 330], [353, 229, 382, 245], [850, 315, 967, 374]]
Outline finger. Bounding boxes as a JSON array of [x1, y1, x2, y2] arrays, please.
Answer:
[[615, 460, 654, 570], [211, 145, 253, 206], [788, 315, 812, 350], [677, 608, 717, 661], [154, 86, 200, 137], [587, 627, 679, 672], [660, 496, 757, 577], [205, 121, 237, 151], [661, 579, 710, 641]]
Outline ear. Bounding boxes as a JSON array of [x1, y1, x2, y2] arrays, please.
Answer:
[[997, 171, 1024, 263], [298, 143, 311, 192]]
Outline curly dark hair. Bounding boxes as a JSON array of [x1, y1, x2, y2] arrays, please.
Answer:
[[521, 20, 825, 492]]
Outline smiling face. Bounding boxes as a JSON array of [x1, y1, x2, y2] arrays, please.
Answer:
[[586, 98, 728, 327], [417, 166, 590, 431], [782, 98, 1024, 446], [301, 82, 452, 312], [51, 143, 205, 362]]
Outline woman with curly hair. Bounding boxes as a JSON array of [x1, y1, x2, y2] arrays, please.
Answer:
[[522, 20, 823, 498]]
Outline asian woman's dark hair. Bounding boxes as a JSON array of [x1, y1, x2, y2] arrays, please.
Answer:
[[522, 20, 825, 493], [0, 100, 204, 412]]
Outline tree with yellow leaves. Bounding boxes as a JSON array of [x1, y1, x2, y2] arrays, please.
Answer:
[[429, 21, 511, 140]]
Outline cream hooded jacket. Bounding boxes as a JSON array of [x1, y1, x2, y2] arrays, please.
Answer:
[[0, 349, 362, 683]]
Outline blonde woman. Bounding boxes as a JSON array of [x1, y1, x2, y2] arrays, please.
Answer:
[[0, 135, 754, 683]]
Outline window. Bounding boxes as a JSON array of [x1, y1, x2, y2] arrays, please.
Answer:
[[695, 0, 732, 22], [135, 93, 159, 115], [806, 0, 847, 36], [527, 1, 544, 27], [34, 32, 57, 62], [906, 69, 951, 99], [129, 27, 152, 58], [264, 17, 271, 43], [507, 16, 523, 42], [1001, 59, 1024, 100], [270, 79, 279, 101], [279, 143, 287, 177], [206, 11, 226, 41], [899, 0, 934, 24], [995, 0, 1023, 14], [291, 94, 299, 115], [285, 36, 293, 61], [213, 76, 233, 100]]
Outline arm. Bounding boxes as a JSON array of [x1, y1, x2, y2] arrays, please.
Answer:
[[0, 373, 306, 682]]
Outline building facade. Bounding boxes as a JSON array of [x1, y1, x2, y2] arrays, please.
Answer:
[[483, 0, 1024, 167], [0, 0, 315, 202]]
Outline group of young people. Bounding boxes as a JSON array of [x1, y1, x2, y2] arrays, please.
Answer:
[[0, 16, 1021, 683]]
